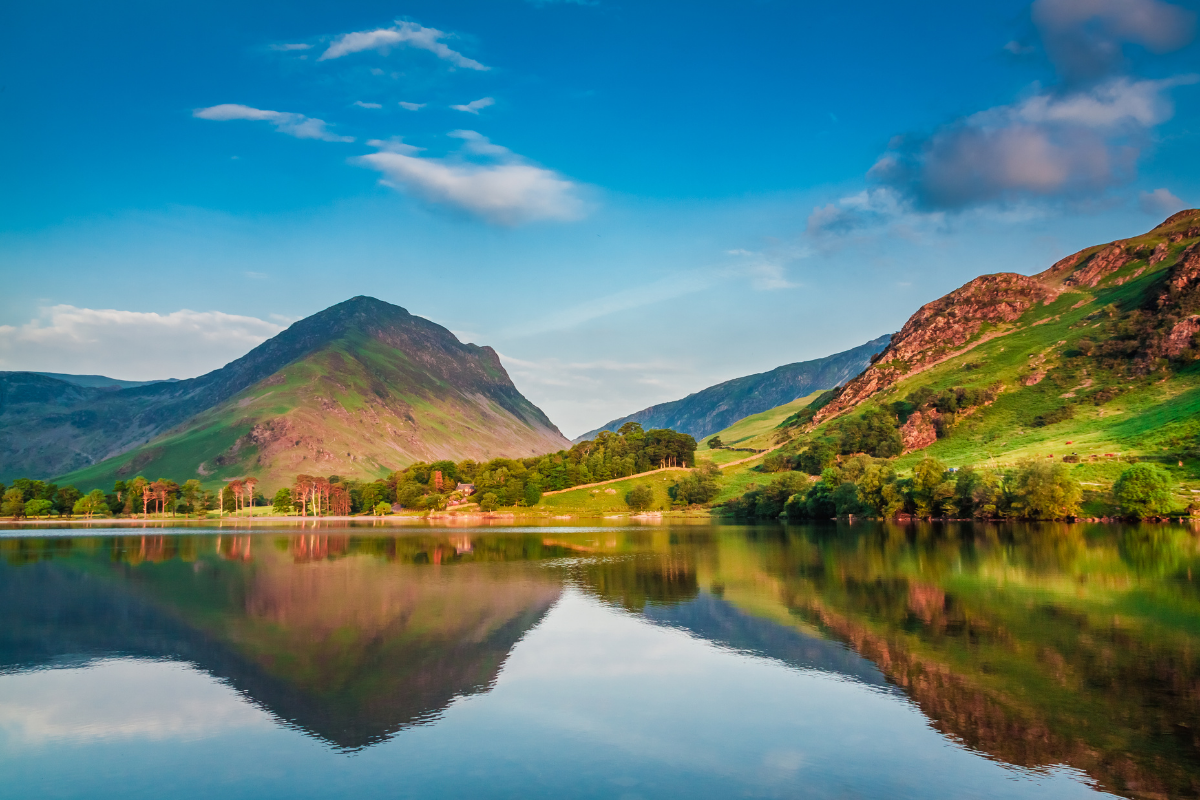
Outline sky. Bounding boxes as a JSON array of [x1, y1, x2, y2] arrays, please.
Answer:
[[2, 0, 1198, 437]]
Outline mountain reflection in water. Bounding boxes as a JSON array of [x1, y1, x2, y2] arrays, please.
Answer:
[[1, 521, 1198, 799]]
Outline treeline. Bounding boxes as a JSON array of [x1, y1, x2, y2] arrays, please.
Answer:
[[0, 423, 698, 518], [728, 455, 1182, 521]]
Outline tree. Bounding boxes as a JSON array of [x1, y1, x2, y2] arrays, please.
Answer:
[[797, 443, 836, 475], [1113, 463, 1176, 518], [673, 463, 721, 505], [523, 483, 543, 506], [24, 499, 53, 518], [479, 492, 499, 512], [625, 484, 654, 511], [708, 436, 723, 449], [73, 489, 109, 519], [2, 488, 25, 518], [1007, 459, 1082, 519], [373, 501, 391, 516], [910, 457, 953, 517], [54, 486, 81, 517], [181, 480, 203, 516], [273, 488, 293, 515], [761, 452, 791, 473]]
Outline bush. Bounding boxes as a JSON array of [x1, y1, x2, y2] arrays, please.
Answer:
[[479, 492, 499, 512], [1032, 405, 1075, 427], [796, 443, 836, 475], [761, 452, 791, 473], [673, 463, 721, 505], [625, 484, 655, 511], [1113, 463, 1175, 518]]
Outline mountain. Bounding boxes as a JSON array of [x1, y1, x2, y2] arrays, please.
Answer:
[[797, 209, 1200, 462], [1, 296, 568, 487], [32, 372, 174, 389], [576, 335, 891, 442]]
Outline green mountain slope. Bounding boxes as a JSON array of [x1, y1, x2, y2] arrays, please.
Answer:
[[7, 297, 568, 488], [576, 335, 890, 443], [788, 210, 1200, 469]]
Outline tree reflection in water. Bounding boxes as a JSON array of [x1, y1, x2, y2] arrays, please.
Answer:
[[1, 520, 1199, 797]]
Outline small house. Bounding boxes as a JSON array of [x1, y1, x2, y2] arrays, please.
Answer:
[[456, 483, 475, 496]]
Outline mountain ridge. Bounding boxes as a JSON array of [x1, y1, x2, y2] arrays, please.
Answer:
[[2, 297, 568, 486], [576, 335, 891, 443]]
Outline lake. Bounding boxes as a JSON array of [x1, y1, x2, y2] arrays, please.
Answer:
[[1, 519, 1197, 799]]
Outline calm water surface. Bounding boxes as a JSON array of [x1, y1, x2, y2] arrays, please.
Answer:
[[1, 519, 1198, 799]]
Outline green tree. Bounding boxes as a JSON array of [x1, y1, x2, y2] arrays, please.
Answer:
[[1007, 459, 1082, 519], [1113, 463, 1176, 518], [73, 489, 109, 519], [479, 492, 499, 512], [708, 436, 723, 449], [523, 482, 543, 506], [625, 484, 655, 511], [761, 451, 791, 473], [24, 498, 53, 518], [910, 457, 953, 517], [272, 488, 293, 515], [53, 486, 81, 517], [181, 479, 203, 516], [2, 488, 25, 518], [797, 443, 836, 475], [373, 501, 391, 516]]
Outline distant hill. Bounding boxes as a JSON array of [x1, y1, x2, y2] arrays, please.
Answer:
[[790, 209, 1200, 465], [576, 335, 891, 442], [2, 297, 569, 487], [32, 372, 175, 390]]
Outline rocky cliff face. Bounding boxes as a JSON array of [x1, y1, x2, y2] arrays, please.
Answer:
[[812, 210, 1200, 428]]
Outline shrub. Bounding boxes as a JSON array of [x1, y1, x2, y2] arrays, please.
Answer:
[[673, 463, 721, 505], [796, 443, 836, 475], [1113, 463, 1175, 518], [1033, 405, 1075, 427], [761, 452, 791, 473], [625, 484, 655, 511]]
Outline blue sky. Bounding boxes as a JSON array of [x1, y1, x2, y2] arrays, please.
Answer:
[[2, 0, 1198, 436]]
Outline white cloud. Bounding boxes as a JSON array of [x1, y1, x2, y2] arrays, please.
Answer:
[[399, 101, 426, 111], [365, 136, 423, 155], [356, 134, 585, 225], [448, 129, 511, 156], [0, 305, 284, 381], [319, 21, 489, 70], [353, 101, 382, 109], [1009, 75, 1198, 129], [269, 43, 312, 51], [193, 104, 353, 143], [1139, 187, 1187, 215], [451, 97, 495, 114]]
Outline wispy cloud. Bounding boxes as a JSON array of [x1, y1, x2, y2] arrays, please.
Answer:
[[269, 43, 312, 52], [0, 306, 284, 380], [356, 131, 585, 225], [193, 104, 354, 143], [451, 97, 495, 114], [319, 20, 489, 70], [399, 101, 426, 111], [1139, 187, 1187, 215], [353, 101, 382, 109]]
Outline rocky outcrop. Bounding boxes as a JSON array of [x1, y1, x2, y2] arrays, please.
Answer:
[[1061, 244, 1131, 288], [815, 273, 1055, 423], [899, 411, 938, 453]]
